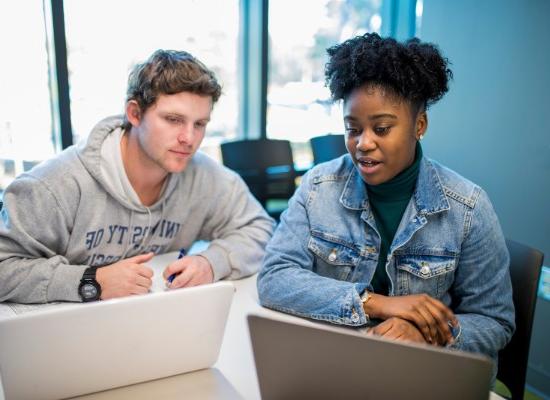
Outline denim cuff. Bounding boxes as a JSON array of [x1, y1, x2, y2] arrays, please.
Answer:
[[347, 282, 369, 326], [446, 320, 462, 349]]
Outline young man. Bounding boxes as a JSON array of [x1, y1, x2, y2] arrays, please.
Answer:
[[0, 49, 274, 303]]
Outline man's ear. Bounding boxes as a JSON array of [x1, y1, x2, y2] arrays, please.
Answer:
[[416, 111, 428, 140], [125, 100, 142, 127]]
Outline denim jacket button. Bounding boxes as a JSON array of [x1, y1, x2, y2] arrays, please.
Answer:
[[351, 313, 359, 323], [420, 265, 430, 276], [328, 249, 337, 262]]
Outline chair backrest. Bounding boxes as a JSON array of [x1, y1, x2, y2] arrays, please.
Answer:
[[220, 139, 296, 206], [310, 134, 347, 165], [497, 239, 544, 400]]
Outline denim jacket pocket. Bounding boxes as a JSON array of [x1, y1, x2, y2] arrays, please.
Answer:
[[308, 231, 358, 281], [395, 255, 457, 298]]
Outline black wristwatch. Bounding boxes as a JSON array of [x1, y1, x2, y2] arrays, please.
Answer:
[[78, 266, 101, 302]]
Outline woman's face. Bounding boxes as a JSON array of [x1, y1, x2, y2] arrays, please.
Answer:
[[343, 85, 427, 186]]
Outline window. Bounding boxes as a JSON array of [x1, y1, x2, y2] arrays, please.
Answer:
[[0, 0, 56, 190], [63, 0, 240, 160], [267, 0, 383, 169], [0, 0, 388, 190]]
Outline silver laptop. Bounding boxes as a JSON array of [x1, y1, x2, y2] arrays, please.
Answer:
[[247, 314, 493, 400], [0, 281, 234, 400]]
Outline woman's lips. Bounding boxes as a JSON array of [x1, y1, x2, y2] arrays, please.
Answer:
[[357, 157, 382, 174]]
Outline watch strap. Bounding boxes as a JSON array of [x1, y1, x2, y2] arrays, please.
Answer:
[[361, 290, 372, 319], [82, 266, 98, 280]]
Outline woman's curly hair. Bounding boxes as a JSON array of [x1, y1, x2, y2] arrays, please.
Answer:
[[325, 33, 453, 110]]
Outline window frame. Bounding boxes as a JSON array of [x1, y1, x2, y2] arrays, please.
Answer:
[[45, 0, 416, 150]]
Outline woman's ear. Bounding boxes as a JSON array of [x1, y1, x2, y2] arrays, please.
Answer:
[[416, 111, 428, 140], [125, 100, 142, 127]]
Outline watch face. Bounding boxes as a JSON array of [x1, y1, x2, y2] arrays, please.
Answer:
[[81, 283, 98, 300]]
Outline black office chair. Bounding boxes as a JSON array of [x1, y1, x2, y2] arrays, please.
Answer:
[[220, 138, 297, 221], [310, 134, 347, 165], [497, 239, 544, 400]]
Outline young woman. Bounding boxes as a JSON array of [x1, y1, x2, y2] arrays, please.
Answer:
[[257, 33, 514, 368]]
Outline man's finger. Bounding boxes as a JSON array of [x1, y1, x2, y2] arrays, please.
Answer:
[[162, 259, 188, 279], [135, 275, 153, 289], [171, 267, 194, 289], [126, 252, 155, 264], [135, 265, 154, 279], [130, 285, 150, 295]]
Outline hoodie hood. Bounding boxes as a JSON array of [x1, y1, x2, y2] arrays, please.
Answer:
[[76, 115, 178, 212]]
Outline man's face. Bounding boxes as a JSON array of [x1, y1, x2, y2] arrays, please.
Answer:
[[131, 92, 212, 174], [343, 85, 425, 186]]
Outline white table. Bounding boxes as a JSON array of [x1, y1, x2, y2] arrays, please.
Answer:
[[0, 252, 504, 400]]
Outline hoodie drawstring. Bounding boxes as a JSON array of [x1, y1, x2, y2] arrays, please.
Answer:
[[120, 210, 135, 259], [128, 200, 166, 257]]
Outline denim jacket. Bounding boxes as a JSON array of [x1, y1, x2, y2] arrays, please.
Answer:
[[258, 155, 515, 361]]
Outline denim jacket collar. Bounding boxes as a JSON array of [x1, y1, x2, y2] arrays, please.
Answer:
[[340, 157, 450, 215], [339, 166, 370, 210]]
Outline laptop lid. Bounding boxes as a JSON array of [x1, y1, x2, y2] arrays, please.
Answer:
[[0, 281, 234, 400], [247, 314, 493, 400]]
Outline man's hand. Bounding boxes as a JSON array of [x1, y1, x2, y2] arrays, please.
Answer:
[[368, 317, 427, 344], [365, 293, 457, 346], [95, 252, 154, 300], [163, 255, 214, 289]]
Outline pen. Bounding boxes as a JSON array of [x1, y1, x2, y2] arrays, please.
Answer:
[[167, 248, 187, 284]]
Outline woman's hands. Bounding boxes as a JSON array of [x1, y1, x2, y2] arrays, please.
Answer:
[[368, 317, 426, 344], [364, 293, 458, 346]]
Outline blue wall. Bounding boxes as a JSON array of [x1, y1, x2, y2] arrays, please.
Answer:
[[419, 0, 550, 260], [420, 2, 550, 396]]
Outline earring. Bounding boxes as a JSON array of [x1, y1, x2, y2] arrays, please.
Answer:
[[418, 134, 424, 141]]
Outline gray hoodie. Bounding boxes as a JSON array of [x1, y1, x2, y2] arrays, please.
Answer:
[[0, 116, 274, 303]]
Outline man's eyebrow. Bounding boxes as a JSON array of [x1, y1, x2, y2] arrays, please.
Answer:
[[163, 112, 210, 122]]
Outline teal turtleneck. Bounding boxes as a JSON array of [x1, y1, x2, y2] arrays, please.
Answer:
[[367, 142, 422, 295]]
